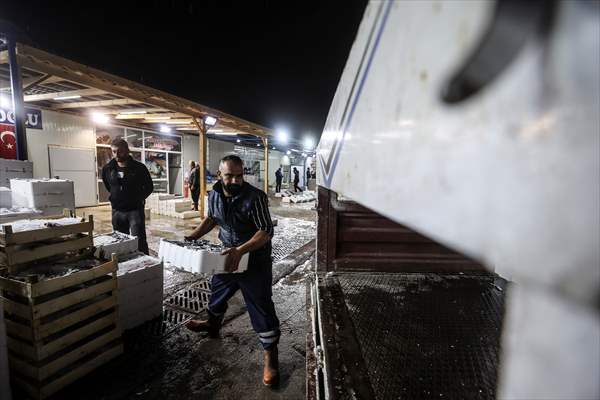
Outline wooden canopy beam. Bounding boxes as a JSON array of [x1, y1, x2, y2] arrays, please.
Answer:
[[53, 98, 142, 109], [114, 112, 188, 120], [24, 88, 106, 102]]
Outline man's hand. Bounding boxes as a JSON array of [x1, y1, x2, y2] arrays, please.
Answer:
[[221, 247, 244, 272], [184, 234, 197, 241]]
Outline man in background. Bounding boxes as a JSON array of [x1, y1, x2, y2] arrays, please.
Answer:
[[102, 138, 153, 254], [275, 166, 283, 193], [188, 160, 200, 211]]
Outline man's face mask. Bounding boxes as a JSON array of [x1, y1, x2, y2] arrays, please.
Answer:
[[225, 183, 242, 196]]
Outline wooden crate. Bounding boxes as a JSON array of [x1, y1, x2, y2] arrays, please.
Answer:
[[0, 255, 123, 399], [0, 216, 94, 273]]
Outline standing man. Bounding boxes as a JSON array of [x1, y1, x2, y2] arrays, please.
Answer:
[[306, 167, 311, 189], [275, 166, 283, 193], [293, 167, 303, 193], [188, 160, 200, 211], [102, 138, 153, 254], [184, 155, 280, 387]]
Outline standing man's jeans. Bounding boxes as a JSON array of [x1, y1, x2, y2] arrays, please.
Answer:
[[191, 189, 200, 211], [112, 208, 149, 254], [275, 179, 282, 193]]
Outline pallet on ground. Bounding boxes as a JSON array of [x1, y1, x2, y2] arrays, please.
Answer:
[[0, 255, 122, 399], [0, 216, 94, 273]]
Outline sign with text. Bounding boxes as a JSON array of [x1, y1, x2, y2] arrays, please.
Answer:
[[0, 107, 43, 130]]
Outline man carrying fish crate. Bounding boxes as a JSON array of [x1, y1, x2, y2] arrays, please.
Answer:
[[183, 154, 280, 387], [102, 138, 153, 254]]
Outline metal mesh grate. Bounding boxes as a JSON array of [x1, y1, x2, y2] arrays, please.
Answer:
[[271, 235, 313, 261], [336, 273, 506, 400], [165, 283, 211, 314]]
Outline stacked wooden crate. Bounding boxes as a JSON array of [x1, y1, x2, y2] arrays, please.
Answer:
[[0, 216, 122, 399]]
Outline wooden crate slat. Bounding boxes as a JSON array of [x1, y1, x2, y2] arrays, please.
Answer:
[[31, 258, 116, 297], [37, 311, 117, 360], [0, 276, 31, 297], [5, 318, 34, 341], [33, 278, 116, 320], [8, 328, 120, 382], [40, 342, 123, 399], [10, 373, 40, 399], [0, 220, 93, 245], [7, 335, 37, 360], [4, 235, 93, 266], [39, 328, 121, 381], [35, 295, 117, 340], [1, 296, 32, 320]]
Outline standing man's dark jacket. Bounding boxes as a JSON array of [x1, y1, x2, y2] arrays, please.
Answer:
[[102, 157, 153, 211]]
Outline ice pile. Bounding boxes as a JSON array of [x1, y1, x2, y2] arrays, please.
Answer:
[[277, 189, 317, 203], [0, 216, 82, 233], [93, 231, 138, 260], [117, 252, 163, 330], [0, 207, 42, 224], [158, 238, 249, 274], [10, 178, 75, 216]]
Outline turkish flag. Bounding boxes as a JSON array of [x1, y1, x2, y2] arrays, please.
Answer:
[[0, 124, 17, 160]]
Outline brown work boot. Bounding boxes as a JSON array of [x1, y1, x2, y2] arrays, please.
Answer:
[[263, 346, 279, 387], [184, 318, 220, 338]]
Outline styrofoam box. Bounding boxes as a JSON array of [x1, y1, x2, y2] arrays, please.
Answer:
[[0, 187, 11, 208], [94, 232, 139, 260], [10, 179, 75, 214], [0, 298, 13, 400], [159, 239, 249, 274], [0, 159, 33, 189]]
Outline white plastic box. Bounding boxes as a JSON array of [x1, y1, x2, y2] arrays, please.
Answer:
[[117, 253, 164, 331], [0, 159, 33, 188], [158, 239, 249, 274], [10, 178, 75, 216], [93, 231, 139, 260], [0, 187, 11, 208]]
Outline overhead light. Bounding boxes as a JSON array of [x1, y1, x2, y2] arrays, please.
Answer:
[[165, 120, 194, 125], [0, 94, 11, 108], [160, 125, 172, 133], [207, 129, 223, 133], [303, 136, 315, 149], [176, 127, 196, 131], [120, 109, 147, 115], [256, 143, 260, 147], [215, 132, 238, 136], [236, 139, 241, 143], [276, 129, 289, 144], [145, 116, 171, 120], [53, 95, 81, 100], [302, 153, 307, 157], [204, 116, 217, 126], [286, 150, 291, 155], [272, 146, 276, 150], [91, 112, 109, 125]]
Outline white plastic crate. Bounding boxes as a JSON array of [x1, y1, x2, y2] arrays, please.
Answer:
[[0, 159, 33, 188], [117, 253, 164, 331], [93, 231, 139, 260], [158, 239, 249, 274], [0, 187, 11, 208], [10, 178, 75, 216]]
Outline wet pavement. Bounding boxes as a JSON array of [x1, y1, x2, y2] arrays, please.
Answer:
[[11, 195, 317, 400]]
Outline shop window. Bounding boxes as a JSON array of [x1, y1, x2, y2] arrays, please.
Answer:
[[96, 126, 125, 145], [125, 128, 144, 149], [145, 151, 167, 179], [144, 131, 181, 152]]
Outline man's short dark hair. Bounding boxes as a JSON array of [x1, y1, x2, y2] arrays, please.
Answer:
[[111, 138, 129, 150], [220, 154, 243, 167]]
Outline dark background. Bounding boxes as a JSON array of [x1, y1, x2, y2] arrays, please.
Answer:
[[0, 0, 368, 142]]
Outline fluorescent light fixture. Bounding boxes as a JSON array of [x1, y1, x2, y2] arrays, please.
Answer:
[[256, 143, 260, 147], [160, 125, 172, 133], [204, 116, 217, 126], [236, 139, 241, 143], [53, 95, 81, 100], [215, 132, 237, 136], [276, 129, 289, 144], [303, 136, 315, 149], [286, 150, 291, 155], [207, 129, 223, 133], [0, 94, 11, 108], [120, 109, 147, 115], [145, 116, 171, 120], [91, 112, 109, 124]]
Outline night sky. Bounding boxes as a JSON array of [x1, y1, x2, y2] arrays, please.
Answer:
[[0, 0, 368, 142]]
